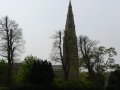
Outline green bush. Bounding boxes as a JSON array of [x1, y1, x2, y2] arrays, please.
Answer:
[[0, 87, 8, 90], [53, 72, 105, 90], [16, 55, 54, 87]]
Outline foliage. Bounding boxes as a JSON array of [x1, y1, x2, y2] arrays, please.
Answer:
[[16, 55, 35, 84], [53, 78, 81, 90], [107, 70, 120, 88], [16, 55, 54, 86], [78, 35, 117, 84], [93, 46, 117, 73], [78, 72, 104, 89], [0, 16, 24, 87], [0, 59, 7, 85], [78, 35, 98, 76], [113, 64, 120, 70], [27, 60, 54, 85], [53, 76, 105, 90], [0, 87, 9, 90], [0, 16, 24, 60]]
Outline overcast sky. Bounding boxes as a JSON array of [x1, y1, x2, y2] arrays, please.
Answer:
[[0, 0, 120, 63]]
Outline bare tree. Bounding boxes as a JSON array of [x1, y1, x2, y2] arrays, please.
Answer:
[[51, 31, 63, 63], [78, 35, 98, 78], [0, 16, 24, 87], [51, 31, 70, 80]]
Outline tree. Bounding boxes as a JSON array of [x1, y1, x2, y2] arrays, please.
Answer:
[[16, 55, 35, 84], [107, 70, 120, 89], [51, 31, 63, 64], [78, 35, 98, 77], [0, 16, 24, 87], [93, 46, 117, 87], [17, 55, 54, 87], [78, 35, 117, 80], [28, 60, 54, 85], [93, 46, 117, 74], [51, 31, 70, 80]]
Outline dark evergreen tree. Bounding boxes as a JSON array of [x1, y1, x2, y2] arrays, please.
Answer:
[[107, 70, 120, 89], [27, 60, 54, 85], [16, 55, 54, 90], [17, 55, 55, 84]]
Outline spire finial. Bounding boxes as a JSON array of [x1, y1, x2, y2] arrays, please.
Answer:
[[69, 0, 72, 8], [66, 0, 74, 29]]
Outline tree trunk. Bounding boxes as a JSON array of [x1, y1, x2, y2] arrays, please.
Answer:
[[88, 67, 95, 80], [7, 61, 12, 88]]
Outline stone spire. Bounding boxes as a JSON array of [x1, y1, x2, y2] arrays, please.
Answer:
[[66, 0, 75, 30], [63, 1, 79, 80]]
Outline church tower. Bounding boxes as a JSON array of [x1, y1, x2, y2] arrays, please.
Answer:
[[63, 1, 79, 80]]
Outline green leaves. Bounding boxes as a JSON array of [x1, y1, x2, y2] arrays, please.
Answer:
[[17, 55, 54, 85]]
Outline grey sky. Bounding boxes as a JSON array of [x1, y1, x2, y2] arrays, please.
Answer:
[[0, 0, 120, 63]]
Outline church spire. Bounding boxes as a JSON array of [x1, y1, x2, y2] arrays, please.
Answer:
[[65, 0, 75, 29], [63, 1, 79, 80]]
